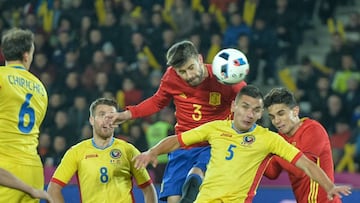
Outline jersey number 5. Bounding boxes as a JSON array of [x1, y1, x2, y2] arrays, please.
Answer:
[[18, 93, 35, 133], [225, 144, 237, 160]]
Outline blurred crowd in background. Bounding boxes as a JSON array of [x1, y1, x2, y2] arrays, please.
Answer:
[[1, 0, 360, 183]]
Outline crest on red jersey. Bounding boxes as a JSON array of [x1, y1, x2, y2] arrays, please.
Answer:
[[209, 92, 221, 106]]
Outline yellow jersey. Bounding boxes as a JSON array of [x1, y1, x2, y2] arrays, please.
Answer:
[[0, 64, 47, 166], [179, 120, 302, 203], [51, 138, 153, 203]]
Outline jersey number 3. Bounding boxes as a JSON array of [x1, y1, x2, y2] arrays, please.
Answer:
[[192, 104, 202, 121], [18, 93, 35, 133]]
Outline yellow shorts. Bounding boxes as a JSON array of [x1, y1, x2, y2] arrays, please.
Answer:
[[0, 161, 44, 203]]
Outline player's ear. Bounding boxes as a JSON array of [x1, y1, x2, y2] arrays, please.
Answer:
[[293, 106, 300, 117], [23, 52, 29, 63], [89, 116, 94, 126], [198, 54, 203, 63]]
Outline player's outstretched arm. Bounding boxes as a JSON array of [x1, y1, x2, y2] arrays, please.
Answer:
[[142, 183, 158, 203], [133, 135, 180, 169], [295, 155, 352, 200], [0, 168, 53, 202]]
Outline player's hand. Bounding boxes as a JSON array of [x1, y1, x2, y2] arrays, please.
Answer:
[[133, 150, 159, 169], [327, 185, 351, 200], [29, 189, 54, 203], [107, 111, 132, 127]]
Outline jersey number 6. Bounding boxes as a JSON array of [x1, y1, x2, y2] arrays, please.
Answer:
[[18, 93, 35, 133]]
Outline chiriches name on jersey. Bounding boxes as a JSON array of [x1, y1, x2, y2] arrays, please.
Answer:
[[7, 75, 46, 96]]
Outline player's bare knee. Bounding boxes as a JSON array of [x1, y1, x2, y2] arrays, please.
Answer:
[[188, 167, 204, 179]]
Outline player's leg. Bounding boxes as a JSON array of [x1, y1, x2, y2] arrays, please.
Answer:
[[179, 167, 203, 203], [179, 146, 210, 203], [159, 149, 193, 203]]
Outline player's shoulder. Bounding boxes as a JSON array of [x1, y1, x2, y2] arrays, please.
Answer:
[[163, 67, 175, 78], [113, 137, 129, 144], [0, 65, 16, 76], [113, 138, 136, 148], [213, 119, 230, 125], [202, 120, 231, 130], [5, 66, 42, 82], [301, 117, 320, 126], [69, 139, 92, 151], [112, 138, 141, 154], [158, 67, 178, 85], [254, 125, 277, 136], [300, 118, 326, 131]]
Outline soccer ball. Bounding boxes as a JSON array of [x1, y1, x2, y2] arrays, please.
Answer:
[[212, 48, 249, 85]]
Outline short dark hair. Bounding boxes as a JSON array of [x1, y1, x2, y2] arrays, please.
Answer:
[[235, 85, 263, 104], [166, 40, 198, 68], [264, 87, 297, 108], [1, 28, 34, 61], [89, 98, 118, 116]]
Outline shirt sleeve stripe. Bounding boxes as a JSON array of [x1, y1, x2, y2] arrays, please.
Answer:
[[177, 133, 186, 147], [137, 180, 153, 188], [50, 177, 67, 187]]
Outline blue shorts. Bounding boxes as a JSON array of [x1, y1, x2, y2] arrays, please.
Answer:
[[159, 146, 210, 201]]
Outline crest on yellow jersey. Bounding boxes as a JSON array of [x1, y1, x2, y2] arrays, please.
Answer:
[[241, 135, 256, 146], [110, 149, 121, 159]]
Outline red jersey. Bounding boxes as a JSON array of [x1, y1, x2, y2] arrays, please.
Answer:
[[127, 64, 246, 134], [264, 118, 340, 203]]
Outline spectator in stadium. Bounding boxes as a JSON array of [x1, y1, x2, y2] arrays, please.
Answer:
[[321, 94, 350, 135], [222, 12, 251, 48], [294, 56, 322, 102], [45, 135, 68, 167], [324, 32, 352, 73], [127, 122, 148, 152], [38, 132, 52, 164], [145, 107, 175, 184], [331, 54, 360, 94], [168, 0, 196, 39], [307, 76, 334, 122]]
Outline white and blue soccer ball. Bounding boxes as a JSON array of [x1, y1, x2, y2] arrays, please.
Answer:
[[212, 48, 249, 85]]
